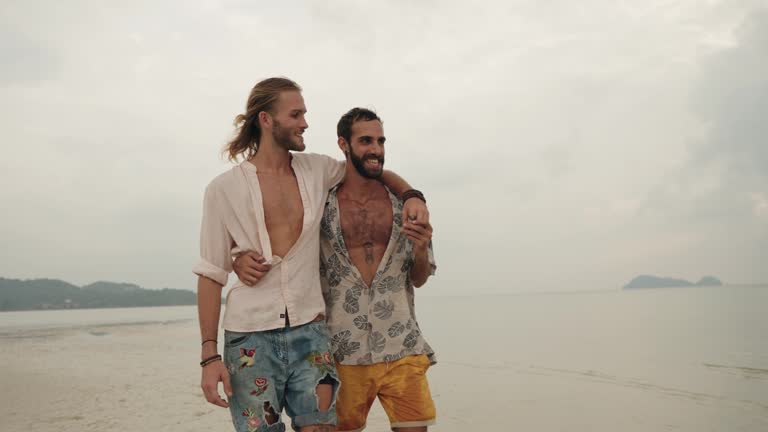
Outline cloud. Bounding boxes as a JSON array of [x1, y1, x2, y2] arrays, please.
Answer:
[[1, 0, 766, 291], [629, 7, 768, 283], [693, 8, 768, 180], [0, 27, 60, 85]]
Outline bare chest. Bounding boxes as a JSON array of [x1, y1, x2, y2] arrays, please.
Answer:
[[257, 172, 304, 256], [338, 197, 393, 250]]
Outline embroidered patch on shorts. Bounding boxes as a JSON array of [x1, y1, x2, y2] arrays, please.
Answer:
[[242, 408, 261, 431], [306, 351, 335, 374], [239, 348, 256, 369], [250, 377, 269, 396]]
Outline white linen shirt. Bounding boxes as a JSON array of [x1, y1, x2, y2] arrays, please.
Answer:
[[193, 153, 344, 332]]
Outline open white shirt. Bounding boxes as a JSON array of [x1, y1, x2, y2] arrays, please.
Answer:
[[193, 153, 344, 332]]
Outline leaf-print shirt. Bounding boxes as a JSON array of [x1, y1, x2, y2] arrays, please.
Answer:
[[319, 186, 437, 366]]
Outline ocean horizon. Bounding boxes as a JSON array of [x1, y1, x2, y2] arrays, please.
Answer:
[[1, 284, 766, 431]]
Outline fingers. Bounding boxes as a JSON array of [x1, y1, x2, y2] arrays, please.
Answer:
[[414, 208, 430, 225], [412, 206, 430, 225], [202, 374, 230, 408], [234, 253, 272, 286], [205, 389, 229, 408], [241, 254, 271, 271], [403, 206, 425, 222], [403, 229, 430, 241], [245, 260, 272, 273], [244, 254, 270, 273], [402, 227, 431, 248], [402, 221, 432, 238], [402, 199, 430, 225], [244, 251, 266, 262]]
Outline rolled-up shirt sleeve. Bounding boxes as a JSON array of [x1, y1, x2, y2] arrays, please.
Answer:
[[192, 184, 232, 286]]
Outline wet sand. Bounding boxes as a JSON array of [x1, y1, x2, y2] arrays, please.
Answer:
[[2, 291, 767, 431]]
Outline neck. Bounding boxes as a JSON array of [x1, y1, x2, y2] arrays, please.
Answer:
[[248, 139, 292, 173], [339, 163, 385, 199]]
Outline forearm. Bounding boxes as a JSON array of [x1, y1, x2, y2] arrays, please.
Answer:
[[409, 247, 432, 288], [197, 276, 223, 359], [379, 170, 412, 197]]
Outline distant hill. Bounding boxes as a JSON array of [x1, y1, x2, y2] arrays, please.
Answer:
[[623, 275, 723, 289], [0, 277, 196, 311]]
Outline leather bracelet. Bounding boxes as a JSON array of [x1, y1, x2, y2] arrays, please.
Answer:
[[200, 354, 222, 367], [201, 339, 218, 346], [401, 189, 426, 204]]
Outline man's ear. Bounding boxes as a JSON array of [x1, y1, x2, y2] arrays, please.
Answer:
[[337, 137, 349, 155], [258, 111, 272, 129]]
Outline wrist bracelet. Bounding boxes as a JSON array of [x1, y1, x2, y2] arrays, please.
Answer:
[[401, 189, 426, 204], [200, 354, 222, 367], [201, 339, 218, 346]]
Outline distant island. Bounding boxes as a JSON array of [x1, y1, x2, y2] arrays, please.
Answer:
[[0, 277, 196, 311], [623, 275, 723, 289]]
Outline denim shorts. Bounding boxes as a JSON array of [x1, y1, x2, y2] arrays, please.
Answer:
[[223, 321, 340, 432]]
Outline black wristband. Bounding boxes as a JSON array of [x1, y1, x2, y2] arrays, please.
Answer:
[[401, 189, 426, 204]]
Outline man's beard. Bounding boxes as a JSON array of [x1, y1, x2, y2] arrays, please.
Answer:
[[349, 150, 384, 179], [272, 120, 304, 151]]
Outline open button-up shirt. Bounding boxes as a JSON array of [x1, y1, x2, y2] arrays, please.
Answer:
[[193, 153, 344, 332], [319, 186, 437, 365]]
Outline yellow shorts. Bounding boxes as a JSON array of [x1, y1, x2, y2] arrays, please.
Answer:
[[336, 354, 436, 432]]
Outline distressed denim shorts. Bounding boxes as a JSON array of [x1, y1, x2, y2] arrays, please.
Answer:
[[223, 321, 340, 432]]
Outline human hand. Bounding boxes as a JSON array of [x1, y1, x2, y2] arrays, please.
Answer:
[[402, 220, 433, 253], [233, 251, 272, 286], [402, 198, 429, 226], [201, 360, 232, 408]]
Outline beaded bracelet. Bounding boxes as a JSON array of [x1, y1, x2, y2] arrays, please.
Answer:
[[200, 354, 222, 367]]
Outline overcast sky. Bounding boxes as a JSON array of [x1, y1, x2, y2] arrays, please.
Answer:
[[1, 0, 766, 295]]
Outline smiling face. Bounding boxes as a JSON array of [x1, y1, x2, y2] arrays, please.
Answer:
[[347, 119, 385, 179], [268, 90, 308, 151]]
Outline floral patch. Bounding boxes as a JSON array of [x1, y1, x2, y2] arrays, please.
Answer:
[[242, 408, 261, 432], [306, 350, 335, 374], [250, 377, 269, 396], [239, 348, 256, 370]]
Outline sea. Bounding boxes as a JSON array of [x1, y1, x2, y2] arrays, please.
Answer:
[[1, 284, 766, 431]]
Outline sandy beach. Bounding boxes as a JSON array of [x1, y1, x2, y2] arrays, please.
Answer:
[[0, 319, 395, 432], [2, 288, 767, 431]]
